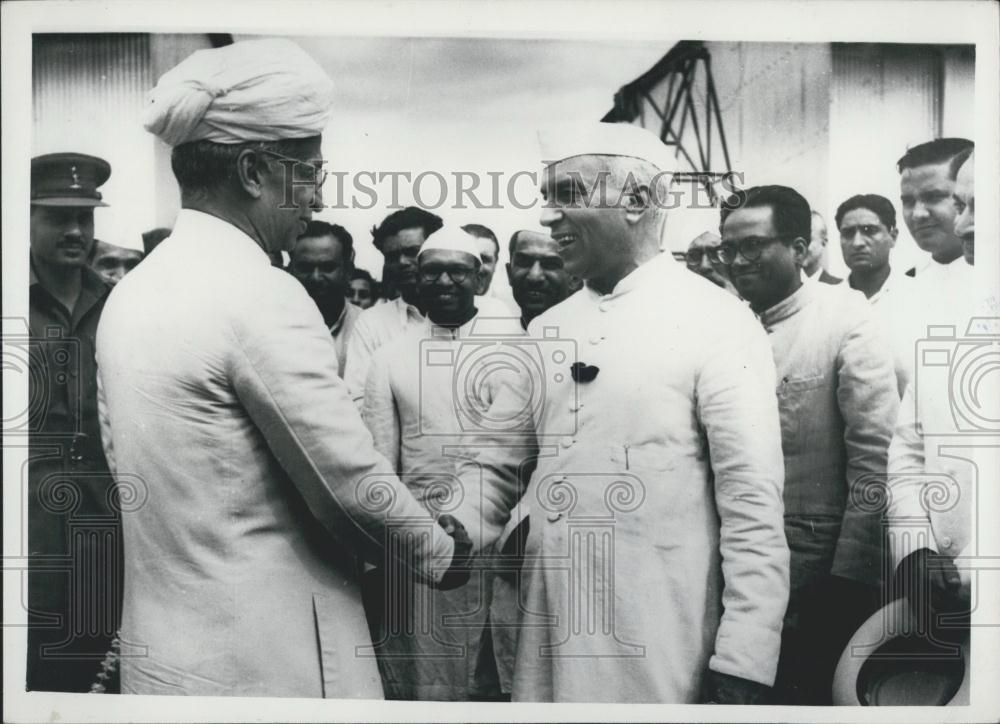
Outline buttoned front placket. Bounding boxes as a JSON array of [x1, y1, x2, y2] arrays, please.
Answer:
[[28, 266, 109, 467]]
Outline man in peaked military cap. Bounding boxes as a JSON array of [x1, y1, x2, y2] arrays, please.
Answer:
[[27, 152, 121, 692], [96, 38, 470, 699]]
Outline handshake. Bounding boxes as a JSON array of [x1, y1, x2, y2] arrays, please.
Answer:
[[435, 514, 474, 590]]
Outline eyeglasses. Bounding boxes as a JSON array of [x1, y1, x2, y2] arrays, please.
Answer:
[[419, 267, 474, 284], [840, 224, 888, 239], [259, 149, 328, 190], [712, 236, 790, 265], [685, 248, 711, 267]]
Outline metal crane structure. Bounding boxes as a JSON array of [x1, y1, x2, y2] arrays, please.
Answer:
[[602, 40, 733, 203]]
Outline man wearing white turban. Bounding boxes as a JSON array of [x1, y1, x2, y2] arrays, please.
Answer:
[[96, 38, 471, 699]]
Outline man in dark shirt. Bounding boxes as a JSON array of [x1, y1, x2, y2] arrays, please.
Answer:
[[27, 153, 120, 692]]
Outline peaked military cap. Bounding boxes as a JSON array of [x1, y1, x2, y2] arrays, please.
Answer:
[[31, 152, 111, 207]]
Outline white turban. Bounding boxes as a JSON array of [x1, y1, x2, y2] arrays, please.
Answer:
[[538, 122, 676, 172], [144, 38, 334, 147], [418, 230, 482, 265]]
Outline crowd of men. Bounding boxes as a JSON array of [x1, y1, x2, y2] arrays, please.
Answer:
[[25, 38, 984, 705]]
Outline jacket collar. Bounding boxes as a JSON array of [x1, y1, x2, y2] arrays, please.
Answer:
[[759, 279, 815, 327], [29, 254, 108, 315], [426, 310, 482, 340], [584, 251, 676, 302], [170, 208, 272, 267]]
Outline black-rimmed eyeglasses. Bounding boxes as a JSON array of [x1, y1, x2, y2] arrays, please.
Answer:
[[685, 248, 712, 267], [711, 235, 791, 265], [419, 267, 474, 284]]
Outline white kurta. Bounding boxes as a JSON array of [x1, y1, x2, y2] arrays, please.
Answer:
[[887, 303, 998, 593], [96, 210, 455, 698], [885, 258, 975, 392], [464, 253, 790, 703], [344, 296, 425, 407], [362, 313, 527, 700]]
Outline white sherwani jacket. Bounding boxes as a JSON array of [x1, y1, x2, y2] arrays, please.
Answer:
[[96, 210, 455, 698], [887, 309, 997, 589], [463, 253, 790, 702]]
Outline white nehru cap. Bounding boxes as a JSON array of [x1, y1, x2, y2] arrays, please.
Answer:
[[144, 39, 334, 147], [418, 230, 482, 264], [538, 122, 676, 172]]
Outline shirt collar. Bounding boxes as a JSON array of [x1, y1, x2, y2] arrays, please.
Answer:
[[759, 280, 814, 327], [426, 311, 480, 340], [920, 256, 973, 277], [584, 251, 675, 302], [846, 266, 901, 304], [29, 254, 108, 306]]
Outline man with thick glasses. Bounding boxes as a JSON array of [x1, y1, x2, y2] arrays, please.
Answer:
[[97, 38, 468, 699], [361, 230, 527, 700], [720, 184, 899, 705], [344, 206, 443, 408]]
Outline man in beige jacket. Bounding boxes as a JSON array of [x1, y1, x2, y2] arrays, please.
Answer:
[[96, 38, 468, 698], [720, 184, 899, 704]]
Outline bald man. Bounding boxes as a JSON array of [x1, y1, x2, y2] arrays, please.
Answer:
[[685, 231, 739, 295], [803, 211, 841, 284]]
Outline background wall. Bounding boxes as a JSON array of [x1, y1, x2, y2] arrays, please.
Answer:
[[828, 43, 974, 275], [32, 35, 975, 280], [618, 41, 974, 276], [33, 34, 154, 249]]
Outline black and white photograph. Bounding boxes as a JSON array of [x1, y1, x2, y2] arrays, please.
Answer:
[[3, 1, 999, 721]]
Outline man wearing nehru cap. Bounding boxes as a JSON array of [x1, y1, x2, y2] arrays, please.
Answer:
[[97, 38, 470, 699], [460, 123, 790, 703], [362, 229, 528, 700]]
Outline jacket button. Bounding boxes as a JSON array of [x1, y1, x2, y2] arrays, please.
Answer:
[[589, 336, 602, 345], [546, 511, 563, 522], [560, 438, 574, 449], [940, 536, 953, 549]]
